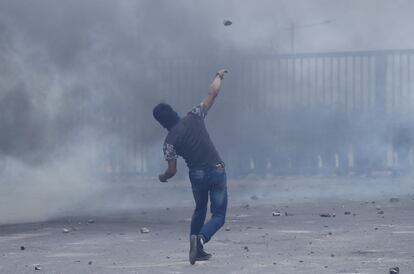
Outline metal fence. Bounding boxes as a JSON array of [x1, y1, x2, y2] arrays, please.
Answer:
[[90, 49, 414, 178], [148, 49, 414, 177]]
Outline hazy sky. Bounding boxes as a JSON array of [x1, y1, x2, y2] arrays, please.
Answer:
[[2, 1, 413, 59], [185, 0, 414, 53]]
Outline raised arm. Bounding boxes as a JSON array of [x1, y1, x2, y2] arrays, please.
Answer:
[[201, 69, 228, 111]]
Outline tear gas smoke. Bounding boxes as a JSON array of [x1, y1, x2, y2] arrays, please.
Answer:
[[1, 0, 414, 224]]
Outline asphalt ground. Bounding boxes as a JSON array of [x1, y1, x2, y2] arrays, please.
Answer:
[[1, 176, 413, 273]]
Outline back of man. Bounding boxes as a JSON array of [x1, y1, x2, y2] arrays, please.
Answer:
[[153, 69, 228, 265], [164, 104, 222, 169]]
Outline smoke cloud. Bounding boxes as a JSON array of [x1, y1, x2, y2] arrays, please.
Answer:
[[1, 0, 414, 224]]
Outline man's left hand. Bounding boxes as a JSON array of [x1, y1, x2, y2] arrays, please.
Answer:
[[158, 174, 168, 183]]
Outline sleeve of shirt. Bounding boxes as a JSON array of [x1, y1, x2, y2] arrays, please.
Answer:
[[163, 142, 178, 161], [189, 103, 208, 119]]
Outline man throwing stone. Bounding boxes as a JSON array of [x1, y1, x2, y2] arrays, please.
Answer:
[[153, 69, 228, 264]]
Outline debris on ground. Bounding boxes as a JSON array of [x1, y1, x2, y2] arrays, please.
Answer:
[[376, 205, 382, 210], [88, 261, 93, 265], [62, 228, 70, 233], [223, 19, 233, 26], [377, 210, 384, 215], [20, 246, 25, 250], [344, 211, 351, 215], [140, 227, 150, 234], [389, 198, 400, 203], [272, 211, 281, 216], [389, 266, 399, 274], [34, 265, 42, 270], [243, 246, 249, 252], [320, 213, 336, 217], [225, 227, 231, 231], [87, 219, 95, 224]]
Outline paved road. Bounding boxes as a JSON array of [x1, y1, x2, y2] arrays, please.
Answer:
[[1, 176, 413, 273]]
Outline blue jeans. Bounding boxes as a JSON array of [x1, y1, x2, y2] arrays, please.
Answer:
[[189, 166, 227, 243]]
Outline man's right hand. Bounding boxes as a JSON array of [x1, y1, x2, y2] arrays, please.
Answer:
[[216, 69, 228, 80]]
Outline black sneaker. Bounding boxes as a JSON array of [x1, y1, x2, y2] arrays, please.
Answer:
[[196, 248, 212, 261], [189, 235, 198, 265], [196, 235, 212, 261], [389, 267, 399, 274]]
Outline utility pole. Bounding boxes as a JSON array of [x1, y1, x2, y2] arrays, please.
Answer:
[[289, 23, 295, 53]]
